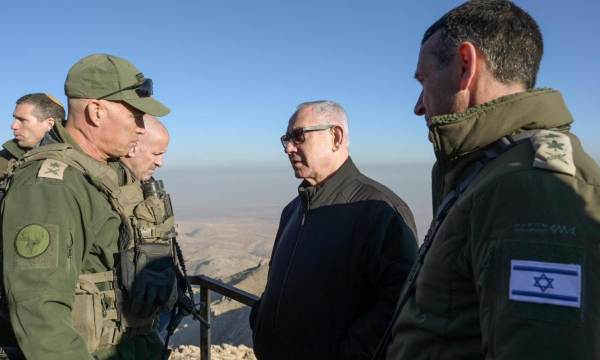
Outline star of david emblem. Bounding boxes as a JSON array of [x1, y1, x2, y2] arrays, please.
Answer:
[[45, 168, 59, 175], [544, 134, 561, 139], [50, 162, 60, 168], [533, 273, 554, 292]]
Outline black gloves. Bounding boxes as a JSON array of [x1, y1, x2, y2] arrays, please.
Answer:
[[120, 243, 178, 318]]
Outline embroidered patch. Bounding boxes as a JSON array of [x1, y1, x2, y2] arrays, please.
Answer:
[[37, 159, 68, 180], [15, 224, 50, 258], [509, 260, 581, 308], [530, 130, 576, 176], [14, 224, 59, 270]]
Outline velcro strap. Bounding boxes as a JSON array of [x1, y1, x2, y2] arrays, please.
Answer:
[[79, 271, 113, 284], [103, 309, 119, 321]]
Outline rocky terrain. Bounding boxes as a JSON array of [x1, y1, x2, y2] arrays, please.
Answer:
[[170, 344, 256, 360], [169, 259, 269, 349], [166, 217, 272, 359]]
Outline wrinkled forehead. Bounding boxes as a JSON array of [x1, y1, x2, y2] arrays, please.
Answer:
[[287, 106, 318, 131]]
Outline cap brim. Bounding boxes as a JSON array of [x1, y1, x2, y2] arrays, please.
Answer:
[[124, 97, 171, 117]]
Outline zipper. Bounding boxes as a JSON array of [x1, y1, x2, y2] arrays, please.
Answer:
[[67, 221, 74, 274], [477, 240, 497, 288]]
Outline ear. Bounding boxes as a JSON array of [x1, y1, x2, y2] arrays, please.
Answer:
[[85, 100, 102, 127], [457, 41, 479, 91], [126, 145, 137, 158], [331, 125, 344, 151], [44, 117, 55, 131]]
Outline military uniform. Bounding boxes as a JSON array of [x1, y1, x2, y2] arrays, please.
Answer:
[[386, 89, 600, 359], [0, 132, 58, 180], [1, 54, 170, 360], [0, 140, 28, 179], [1, 121, 163, 360]]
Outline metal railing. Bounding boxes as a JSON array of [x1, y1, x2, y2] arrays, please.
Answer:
[[188, 275, 260, 360]]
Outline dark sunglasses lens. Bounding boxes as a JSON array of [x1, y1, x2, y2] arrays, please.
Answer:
[[135, 78, 153, 97], [281, 135, 290, 148], [291, 129, 305, 144]]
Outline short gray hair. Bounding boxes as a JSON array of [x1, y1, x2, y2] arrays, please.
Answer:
[[296, 100, 350, 146]]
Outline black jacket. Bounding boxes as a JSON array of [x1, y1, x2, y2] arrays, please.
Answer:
[[250, 157, 417, 360]]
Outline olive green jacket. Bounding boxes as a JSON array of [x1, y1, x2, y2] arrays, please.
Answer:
[[0, 140, 27, 179], [387, 89, 600, 359], [1, 121, 162, 360]]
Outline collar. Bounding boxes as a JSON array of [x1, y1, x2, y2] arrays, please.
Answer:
[[49, 120, 86, 154], [429, 89, 573, 161], [2, 139, 28, 159], [297, 156, 358, 211], [117, 160, 139, 185]]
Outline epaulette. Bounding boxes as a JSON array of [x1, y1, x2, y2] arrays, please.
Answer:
[[37, 159, 69, 180], [530, 130, 576, 176]]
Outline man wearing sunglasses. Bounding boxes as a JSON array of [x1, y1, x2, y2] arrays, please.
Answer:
[[250, 101, 418, 360], [1, 54, 170, 360]]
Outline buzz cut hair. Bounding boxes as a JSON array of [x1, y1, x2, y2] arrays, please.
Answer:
[[423, 0, 543, 89], [296, 100, 350, 146], [16, 93, 66, 122]]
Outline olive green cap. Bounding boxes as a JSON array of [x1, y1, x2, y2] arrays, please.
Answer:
[[64, 54, 170, 117]]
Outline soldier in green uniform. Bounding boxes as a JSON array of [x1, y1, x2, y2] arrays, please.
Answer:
[[1, 54, 171, 360], [383, 1, 600, 359], [0, 93, 65, 178]]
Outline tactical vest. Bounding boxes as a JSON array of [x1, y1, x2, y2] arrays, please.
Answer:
[[0, 143, 175, 354]]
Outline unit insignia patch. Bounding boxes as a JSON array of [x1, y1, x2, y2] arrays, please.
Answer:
[[15, 224, 51, 258]]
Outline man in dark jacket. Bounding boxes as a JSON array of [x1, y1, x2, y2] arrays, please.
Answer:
[[250, 100, 418, 360], [383, 1, 600, 359]]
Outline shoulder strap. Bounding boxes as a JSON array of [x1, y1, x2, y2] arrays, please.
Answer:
[[8, 144, 140, 249], [371, 133, 535, 360]]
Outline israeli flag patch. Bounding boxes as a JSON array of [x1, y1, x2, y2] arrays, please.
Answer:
[[509, 260, 581, 308]]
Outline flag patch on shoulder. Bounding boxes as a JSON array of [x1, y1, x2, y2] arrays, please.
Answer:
[[509, 260, 581, 308]]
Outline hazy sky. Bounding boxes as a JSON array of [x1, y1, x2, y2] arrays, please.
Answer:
[[1, 0, 598, 171]]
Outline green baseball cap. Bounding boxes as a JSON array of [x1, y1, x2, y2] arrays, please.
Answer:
[[64, 54, 170, 117]]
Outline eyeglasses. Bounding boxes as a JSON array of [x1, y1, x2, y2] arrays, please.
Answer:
[[97, 78, 153, 100], [280, 125, 334, 148]]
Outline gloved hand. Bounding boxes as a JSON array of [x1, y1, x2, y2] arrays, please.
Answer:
[[122, 243, 178, 317]]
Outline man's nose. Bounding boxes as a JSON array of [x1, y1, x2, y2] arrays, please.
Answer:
[[11, 120, 19, 131], [284, 140, 297, 154], [414, 90, 425, 116], [155, 155, 163, 168]]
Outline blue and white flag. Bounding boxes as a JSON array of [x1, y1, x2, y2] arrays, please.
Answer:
[[509, 260, 581, 308]]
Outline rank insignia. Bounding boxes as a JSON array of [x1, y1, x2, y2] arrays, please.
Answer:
[[38, 159, 68, 180], [15, 224, 51, 258], [530, 130, 576, 176]]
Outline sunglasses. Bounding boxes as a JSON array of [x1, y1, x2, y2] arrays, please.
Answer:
[[97, 78, 153, 100], [280, 125, 334, 148]]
